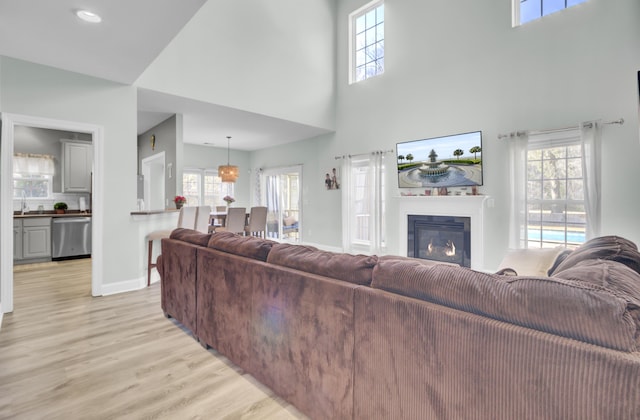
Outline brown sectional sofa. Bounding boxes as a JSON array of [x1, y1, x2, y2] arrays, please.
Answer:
[[158, 231, 640, 419]]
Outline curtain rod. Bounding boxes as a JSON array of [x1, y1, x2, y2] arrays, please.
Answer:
[[334, 149, 394, 160], [498, 118, 624, 139]]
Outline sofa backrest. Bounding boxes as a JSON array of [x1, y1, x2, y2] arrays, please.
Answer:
[[169, 228, 211, 246], [267, 243, 378, 285], [371, 256, 640, 352], [207, 231, 276, 261]]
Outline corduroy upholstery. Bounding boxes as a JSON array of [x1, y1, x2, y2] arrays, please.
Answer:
[[157, 233, 640, 419], [267, 242, 378, 285], [371, 258, 640, 351]]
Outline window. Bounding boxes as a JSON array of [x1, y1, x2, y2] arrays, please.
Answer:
[[514, 0, 587, 26], [350, 0, 384, 84], [182, 169, 233, 207], [12, 154, 55, 199], [526, 139, 586, 248]]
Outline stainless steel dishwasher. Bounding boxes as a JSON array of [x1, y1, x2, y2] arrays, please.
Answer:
[[52, 217, 92, 259]]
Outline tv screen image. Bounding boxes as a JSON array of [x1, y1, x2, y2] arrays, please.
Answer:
[[396, 131, 483, 188]]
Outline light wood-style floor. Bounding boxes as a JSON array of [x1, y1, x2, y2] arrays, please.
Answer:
[[1, 259, 306, 420]]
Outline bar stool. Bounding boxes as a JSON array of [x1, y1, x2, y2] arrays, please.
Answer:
[[146, 206, 197, 287]]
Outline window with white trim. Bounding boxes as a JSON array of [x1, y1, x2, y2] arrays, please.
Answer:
[[350, 0, 384, 84], [12, 154, 55, 199], [514, 0, 588, 26], [526, 136, 586, 248], [182, 169, 233, 207]]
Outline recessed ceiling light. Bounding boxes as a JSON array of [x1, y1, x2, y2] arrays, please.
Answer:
[[76, 10, 102, 23]]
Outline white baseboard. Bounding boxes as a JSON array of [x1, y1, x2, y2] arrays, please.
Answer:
[[100, 270, 160, 296]]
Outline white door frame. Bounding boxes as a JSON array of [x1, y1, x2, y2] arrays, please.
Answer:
[[1, 113, 104, 313], [260, 165, 303, 242]]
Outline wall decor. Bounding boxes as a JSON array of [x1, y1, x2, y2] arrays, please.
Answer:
[[325, 167, 340, 190]]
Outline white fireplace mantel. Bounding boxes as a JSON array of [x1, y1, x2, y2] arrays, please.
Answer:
[[397, 195, 488, 270]]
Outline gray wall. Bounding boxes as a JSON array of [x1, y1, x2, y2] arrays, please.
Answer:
[[138, 115, 179, 207], [1, 56, 138, 285]]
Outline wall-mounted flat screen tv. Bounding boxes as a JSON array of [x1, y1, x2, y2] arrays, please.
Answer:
[[397, 131, 483, 188]]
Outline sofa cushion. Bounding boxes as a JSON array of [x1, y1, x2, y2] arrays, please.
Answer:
[[371, 257, 640, 351], [551, 235, 640, 276], [497, 246, 565, 277], [169, 228, 211, 247], [207, 231, 276, 261], [553, 259, 640, 301], [267, 243, 377, 285]]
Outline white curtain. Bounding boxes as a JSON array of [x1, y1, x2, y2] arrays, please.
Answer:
[[13, 153, 55, 175], [507, 133, 528, 249], [342, 151, 386, 254], [341, 157, 353, 252], [580, 121, 602, 239]]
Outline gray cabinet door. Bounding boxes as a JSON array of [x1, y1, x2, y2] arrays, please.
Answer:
[[62, 140, 92, 192], [13, 219, 23, 260], [22, 218, 51, 259]]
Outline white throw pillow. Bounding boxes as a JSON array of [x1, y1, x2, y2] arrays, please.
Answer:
[[497, 246, 565, 277]]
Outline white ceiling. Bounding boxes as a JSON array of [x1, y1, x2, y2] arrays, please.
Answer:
[[0, 0, 329, 151]]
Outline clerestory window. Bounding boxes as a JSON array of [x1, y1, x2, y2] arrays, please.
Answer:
[[349, 0, 384, 84], [513, 0, 588, 26]]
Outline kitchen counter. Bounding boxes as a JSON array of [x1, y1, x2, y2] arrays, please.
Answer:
[[14, 211, 92, 219], [130, 209, 179, 216]]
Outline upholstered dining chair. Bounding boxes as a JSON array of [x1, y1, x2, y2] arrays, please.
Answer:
[[146, 206, 197, 287], [244, 206, 268, 238], [214, 207, 246, 235], [194, 205, 212, 233]]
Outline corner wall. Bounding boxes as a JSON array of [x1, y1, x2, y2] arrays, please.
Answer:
[[0, 56, 139, 286]]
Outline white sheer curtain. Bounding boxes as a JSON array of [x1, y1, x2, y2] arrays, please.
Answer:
[[13, 153, 55, 175], [507, 120, 601, 248], [342, 151, 386, 254], [580, 121, 602, 239], [507, 133, 528, 249]]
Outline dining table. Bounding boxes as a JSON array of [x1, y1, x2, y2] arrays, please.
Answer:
[[209, 210, 250, 229]]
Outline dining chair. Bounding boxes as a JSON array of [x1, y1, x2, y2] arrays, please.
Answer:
[[146, 206, 197, 287], [214, 207, 246, 235], [244, 206, 268, 238], [194, 205, 212, 233]]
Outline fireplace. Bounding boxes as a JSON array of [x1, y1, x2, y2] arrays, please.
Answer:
[[408, 215, 471, 267]]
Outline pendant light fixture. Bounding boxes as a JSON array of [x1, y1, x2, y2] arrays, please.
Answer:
[[218, 136, 239, 183]]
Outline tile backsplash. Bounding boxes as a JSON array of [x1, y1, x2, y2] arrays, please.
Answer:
[[14, 193, 91, 212]]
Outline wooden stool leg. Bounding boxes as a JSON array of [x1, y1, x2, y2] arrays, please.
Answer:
[[147, 240, 153, 287]]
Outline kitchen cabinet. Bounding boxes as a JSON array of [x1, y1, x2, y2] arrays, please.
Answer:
[[14, 217, 52, 262], [61, 140, 92, 193], [13, 219, 23, 260]]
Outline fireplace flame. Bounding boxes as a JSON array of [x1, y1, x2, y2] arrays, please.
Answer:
[[444, 240, 456, 257], [427, 239, 433, 254]]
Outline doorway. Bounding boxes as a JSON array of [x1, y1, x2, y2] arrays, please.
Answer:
[[1, 113, 104, 314], [141, 152, 166, 210], [260, 165, 302, 242]]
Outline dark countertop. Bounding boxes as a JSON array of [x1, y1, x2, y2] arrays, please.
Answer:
[[14, 211, 92, 219], [130, 209, 180, 216]]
